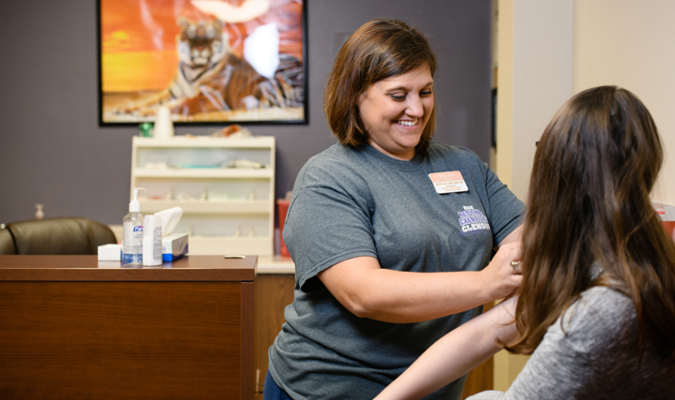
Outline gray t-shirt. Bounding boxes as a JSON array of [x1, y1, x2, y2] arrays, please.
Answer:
[[268, 142, 524, 400], [468, 286, 675, 400]]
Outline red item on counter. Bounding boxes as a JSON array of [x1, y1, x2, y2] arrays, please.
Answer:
[[277, 199, 291, 257]]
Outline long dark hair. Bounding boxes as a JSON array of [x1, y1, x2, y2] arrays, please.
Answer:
[[323, 19, 437, 153], [510, 86, 675, 361]]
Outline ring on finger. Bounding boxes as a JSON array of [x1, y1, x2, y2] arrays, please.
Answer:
[[510, 260, 521, 273]]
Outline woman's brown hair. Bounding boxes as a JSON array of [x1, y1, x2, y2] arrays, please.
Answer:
[[509, 86, 675, 361], [323, 19, 437, 153]]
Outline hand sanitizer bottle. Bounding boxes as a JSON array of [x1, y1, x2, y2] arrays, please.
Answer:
[[123, 187, 144, 267]]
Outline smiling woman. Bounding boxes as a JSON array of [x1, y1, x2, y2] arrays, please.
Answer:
[[357, 66, 434, 160], [262, 18, 525, 400]]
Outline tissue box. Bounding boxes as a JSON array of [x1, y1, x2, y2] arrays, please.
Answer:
[[98, 244, 122, 261], [162, 233, 189, 261]]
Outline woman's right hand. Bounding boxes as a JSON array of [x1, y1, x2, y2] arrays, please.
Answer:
[[481, 241, 523, 301]]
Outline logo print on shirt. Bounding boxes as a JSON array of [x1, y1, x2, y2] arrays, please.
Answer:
[[458, 206, 490, 234]]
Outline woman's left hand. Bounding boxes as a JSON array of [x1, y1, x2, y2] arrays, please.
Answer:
[[480, 241, 523, 300]]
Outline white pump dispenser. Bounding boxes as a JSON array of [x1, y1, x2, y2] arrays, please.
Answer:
[[122, 188, 145, 267], [129, 187, 142, 212]]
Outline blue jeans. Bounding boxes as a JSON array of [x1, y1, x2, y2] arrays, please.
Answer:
[[263, 370, 293, 400]]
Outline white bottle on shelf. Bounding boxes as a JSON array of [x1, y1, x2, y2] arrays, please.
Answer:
[[142, 214, 162, 267], [122, 187, 144, 267]]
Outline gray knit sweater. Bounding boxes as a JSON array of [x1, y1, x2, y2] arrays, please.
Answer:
[[467, 287, 675, 400]]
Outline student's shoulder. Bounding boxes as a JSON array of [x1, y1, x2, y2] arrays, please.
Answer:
[[574, 286, 633, 323], [555, 286, 634, 348]]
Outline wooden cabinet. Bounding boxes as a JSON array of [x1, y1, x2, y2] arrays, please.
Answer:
[[0, 255, 256, 400], [131, 136, 276, 256], [254, 274, 295, 398]]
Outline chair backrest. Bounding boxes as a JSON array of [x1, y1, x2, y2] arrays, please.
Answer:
[[0, 217, 117, 255]]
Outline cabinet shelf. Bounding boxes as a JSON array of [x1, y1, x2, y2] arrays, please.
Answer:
[[132, 168, 273, 179], [187, 236, 273, 256], [139, 200, 270, 214], [131, 136, 275, 256], [133, 136, 275, 149]]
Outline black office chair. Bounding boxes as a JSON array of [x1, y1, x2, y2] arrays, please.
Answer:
[[0, 217, 117, 255]]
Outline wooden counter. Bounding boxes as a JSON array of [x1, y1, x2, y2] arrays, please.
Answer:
[[0, 255, 256, 400], [256, 256, 295, 274]]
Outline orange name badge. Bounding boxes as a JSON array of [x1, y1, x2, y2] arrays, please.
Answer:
[[428, 171, 469, 194]]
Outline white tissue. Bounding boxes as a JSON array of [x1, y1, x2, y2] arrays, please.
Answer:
[[155, 207, 183, 237]]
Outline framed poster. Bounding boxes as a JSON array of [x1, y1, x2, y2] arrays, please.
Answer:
[[99, 0, 307, 125]]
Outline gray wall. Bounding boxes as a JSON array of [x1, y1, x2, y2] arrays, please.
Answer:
[[0, 0, 491, 225]]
